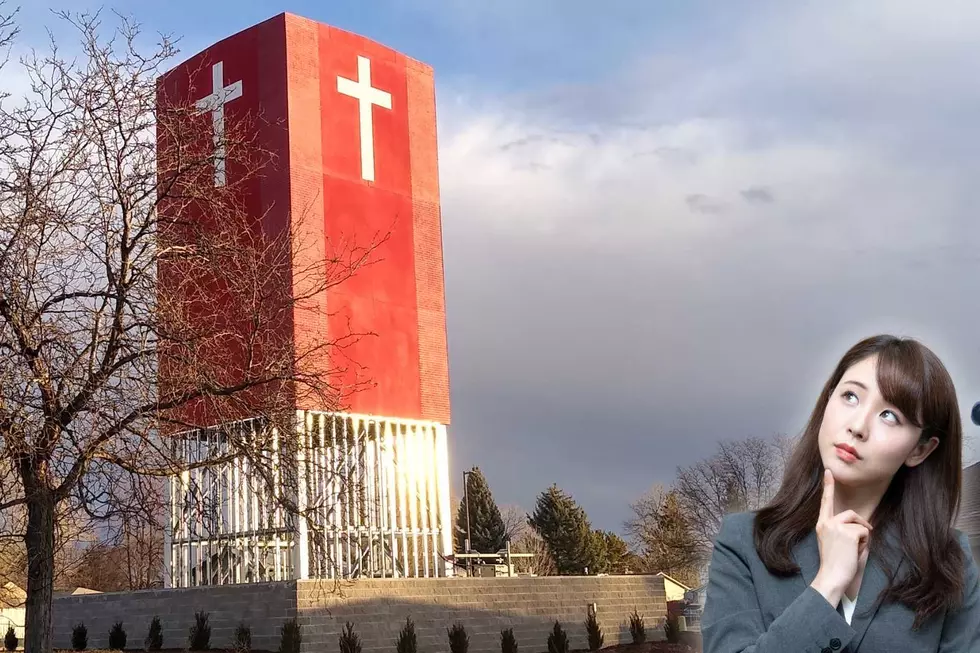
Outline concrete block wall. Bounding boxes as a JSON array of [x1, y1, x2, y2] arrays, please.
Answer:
[[297, 576, 667, 653], [51, 576, 667, 653], [52, 582, 296, 652]]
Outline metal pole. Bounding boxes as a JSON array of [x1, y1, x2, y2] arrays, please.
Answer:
[[463, 470, 472, 575]]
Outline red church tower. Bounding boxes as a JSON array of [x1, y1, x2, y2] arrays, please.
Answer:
[[157, 13, 454, 586]]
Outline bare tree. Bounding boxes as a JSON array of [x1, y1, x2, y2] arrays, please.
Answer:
[[500, 504, 530, 543], [72, 474, 165, 591], [0, 10, 385, 653], [673, 434, 791, 556], [510, 531, 557, 577]]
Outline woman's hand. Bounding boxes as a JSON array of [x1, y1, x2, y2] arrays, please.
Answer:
[[810, 469, 872, 607]]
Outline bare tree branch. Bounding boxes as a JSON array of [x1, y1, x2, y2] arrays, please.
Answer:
[[0, 10, 389, 653], [673, 433, 791, 555]]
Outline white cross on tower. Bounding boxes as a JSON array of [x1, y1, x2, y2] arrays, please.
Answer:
[[194, 61, 243, 187], [337, 55, 392, 183]]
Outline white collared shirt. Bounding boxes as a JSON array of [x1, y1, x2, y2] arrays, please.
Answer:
[[840, 594, 858, 625]]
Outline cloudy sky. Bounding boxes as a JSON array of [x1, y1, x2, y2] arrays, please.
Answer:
[[12, 0, 980, 533]]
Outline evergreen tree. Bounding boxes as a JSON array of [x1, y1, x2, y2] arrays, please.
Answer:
[[587, 530, 609, 573], [582, 530, 631, 574], [626, 488, 702, 586], [601, 532, 632, 574], [454, 467, 507, 554], [528, 485, 595, 574]]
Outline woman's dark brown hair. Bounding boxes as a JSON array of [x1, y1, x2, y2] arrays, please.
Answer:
[[753, 334, 963, 629]]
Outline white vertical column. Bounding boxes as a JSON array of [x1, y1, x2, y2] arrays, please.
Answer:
[[330, 416, 341, 578], [435, 424, 453, 577], [408, 426, 419, 577], [384, 421, 397, 577], [364, 422, 376, 577], [164, 469, 174, 588], [421, 426, 434, 577], [295, 411, 310, 580], [373, 425, 383, 575], [397, 426, 409, 574]]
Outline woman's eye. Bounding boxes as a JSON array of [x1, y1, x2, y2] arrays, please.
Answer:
[[882, 410, 901, 425], [842, 390, 858, 403]]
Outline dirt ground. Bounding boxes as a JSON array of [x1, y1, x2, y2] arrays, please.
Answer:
[[59, 648, 698, 653], [56, 639, 703, 653], [593, 639, 700, 653]]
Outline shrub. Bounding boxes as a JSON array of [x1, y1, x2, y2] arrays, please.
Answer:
[[4, 626, 17, 651], [500, 628, 518, 653], [278, 617, 301, 653], [448, 623, 468, 653], [628, 609, 645, 645], [108, 622, 127, 650], [547, 621, 568, 653], [189, 611, 211, 651], [145, 616, 163, 651], [72, 623, 88, 651], [664, 613, 679, 644], [395, 617, 417, 653], [234, 623, 252, 653], [338, 622, 361, 653], [585, 610, 603, 651]]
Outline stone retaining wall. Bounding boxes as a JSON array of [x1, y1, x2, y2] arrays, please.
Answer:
[[53, 576, 667, 653]]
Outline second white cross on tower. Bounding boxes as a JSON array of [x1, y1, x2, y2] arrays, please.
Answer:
[[337, 55, 392, 183]]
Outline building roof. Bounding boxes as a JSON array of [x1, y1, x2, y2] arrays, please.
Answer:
[[51, 587, 101, 600], [0, 583, 26, 609], [654, 572, 692, 590]]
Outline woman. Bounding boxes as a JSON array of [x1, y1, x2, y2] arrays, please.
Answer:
[[701, 334, 980, 652]]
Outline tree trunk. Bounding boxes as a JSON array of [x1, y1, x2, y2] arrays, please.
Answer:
[[24, 490, 55, 653]]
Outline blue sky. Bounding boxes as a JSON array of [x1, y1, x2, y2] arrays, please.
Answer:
[[13, 1, 980, 534]]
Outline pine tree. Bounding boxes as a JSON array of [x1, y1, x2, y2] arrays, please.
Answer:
[[528, 485, 595, 574], [587, 530, 609, 573], [601, 532, 631, 574], [626, 488, 701, 586], [454, 467, 507, 554]]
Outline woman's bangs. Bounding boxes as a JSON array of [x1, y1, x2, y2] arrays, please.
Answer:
[[875, 344, 925, 428]]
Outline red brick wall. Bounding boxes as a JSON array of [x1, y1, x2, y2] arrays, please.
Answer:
[[156, 13, 451, 426], [156, 15, 294, 430], [408, 58, 452, 424]]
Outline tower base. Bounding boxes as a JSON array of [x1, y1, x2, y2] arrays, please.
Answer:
[[164, 410, 454, 587]]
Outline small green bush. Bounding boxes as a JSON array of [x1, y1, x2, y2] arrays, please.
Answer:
[[500, 628, 518, 653], [108, 621, 127, 650], [547, 621, 568, 653], [5, 626, 17, 651], [189, 611, 211, 651], [338, 622, 361, 653], [145, 616, 163, 651], [628, 609, 645, 645], [234, 623, 252, 653], [71, 623, 88, 651], [395, 617, 417, 653], [448, 623, 468, 653], [278, 617, 301, 653], [585, 610, 603, 651]]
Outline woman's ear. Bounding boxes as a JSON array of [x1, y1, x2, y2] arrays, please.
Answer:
[[905, 435, 940, 467]]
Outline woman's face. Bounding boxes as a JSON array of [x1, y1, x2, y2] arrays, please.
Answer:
[[817, 353, 937, 488]]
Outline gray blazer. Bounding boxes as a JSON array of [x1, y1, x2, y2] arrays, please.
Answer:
[[701, 511, 980, 652]]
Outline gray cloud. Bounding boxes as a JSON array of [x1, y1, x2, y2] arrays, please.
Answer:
[[13, 1, 979, 535], [436, 1, 980, 531], [741, 187, 774, 204], [686, 193, 728, 215]]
